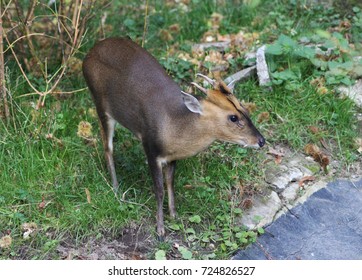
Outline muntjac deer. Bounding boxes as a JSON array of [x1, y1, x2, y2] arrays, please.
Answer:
[[82, 37, 265, 239]]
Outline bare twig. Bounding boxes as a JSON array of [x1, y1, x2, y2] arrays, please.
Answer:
[[3, 0, 93, 109], [4, 33, 40, 95], [18, 87, 88, 99]]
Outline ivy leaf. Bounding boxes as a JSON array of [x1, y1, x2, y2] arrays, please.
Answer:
[[233, 208, 242, 215], [178, 246, 193, 260], [189, 215, 201, 223], [203, 253, 216, 260], [202, 236, 210, 243], [340, 77, 353, 86], [169, 224, 181, 231], [272, 69, 298, 81], [266, 43, 283, 55], [277, 34, 298, 54], [155, 250, 166, 260], [185, 227, 196, 234], [123, 18, 136, 29], [294, 45, 315, 59]]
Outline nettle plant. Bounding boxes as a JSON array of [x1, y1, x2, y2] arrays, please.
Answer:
[[266, 29, 362, 89]]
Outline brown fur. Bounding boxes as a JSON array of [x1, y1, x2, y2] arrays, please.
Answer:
[[82, 37, 265, 239]]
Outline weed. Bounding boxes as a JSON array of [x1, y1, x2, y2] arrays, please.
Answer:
[[1, 0, 360, 260]]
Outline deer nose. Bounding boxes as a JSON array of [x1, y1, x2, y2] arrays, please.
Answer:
[[258, 136, 266, 147]]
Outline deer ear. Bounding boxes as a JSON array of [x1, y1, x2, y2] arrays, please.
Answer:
[[181, 91, 203, 114]]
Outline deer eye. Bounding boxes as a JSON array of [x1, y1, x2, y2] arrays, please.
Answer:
[[229, 115, 238, 122]]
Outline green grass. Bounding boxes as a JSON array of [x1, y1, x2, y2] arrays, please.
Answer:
[[1, 0, 361, 259]]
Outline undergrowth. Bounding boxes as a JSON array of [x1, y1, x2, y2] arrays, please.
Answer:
[[0, 0, 361, 260]]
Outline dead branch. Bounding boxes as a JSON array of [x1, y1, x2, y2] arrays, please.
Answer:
[[256, 45, 271, 86], [2, 0, 97, 109], [224, 65, 256, 85]]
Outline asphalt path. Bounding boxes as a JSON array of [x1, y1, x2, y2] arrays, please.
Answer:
[[233, 178, 362, 260]]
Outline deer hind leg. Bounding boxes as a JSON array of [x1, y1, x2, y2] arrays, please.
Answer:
[[98, 112, 118, 191], [142, 144, 166, 240], [164, 161, 177, 219]]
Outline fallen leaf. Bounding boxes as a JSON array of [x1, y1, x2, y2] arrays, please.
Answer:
[[305, 143, 330, 173], [88, 108, 97, 118], [308, 126, 320, 134], [209, 12, 223, 30], [235, 181, 244, 197], [298, 176, 316, 188], [319, 154, 330, 173], [201, 31, 217, 43], [169, 23, 180, 34], [130, 252, 145, 260], [257, 111, 270, 123], [67, 56, 83, 75], [317, 86, 329, 94], [38, 196, 50, 211], [22, 222, 38, 239], [0, 235, 12, 248], [310, 77, 325, 87], [267, 147, 285, 157], [304, 143, 320, 155], [319, 138, 329, 150], [77, 121, 93, 139], [356, 138, 362, 154], [85, 188, 91, 204], [45, 133, 54, 139], [205, 50, 226, 64], [183, 184, 193, 190], [339, 20, 351, 29], [267, 147, 284, 164], [159, 29, 173, 41], [243, 102, 257, 114], [274, 155, 282, 165], [242, 198, 253, 209]]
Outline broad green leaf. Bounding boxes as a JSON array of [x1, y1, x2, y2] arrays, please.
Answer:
[[169, 224, 181, 231], [178, 246, 193, 260], [266, 43, 283, 55], [202, 236, 210, 243], [315, 29, 331, 39], [340, 77, 353, 86], [310, 58, 328, 70], [240, 237, 248, 243], [278, 34, 297, 48], [123, 18, 135, 28], [202, 253, 216, 260], [189, 215, 201, 223], [272, 69, 298, 80], [155, 250, 166, 260], [244, 0, 261, 8], [233, 208, 242, 215], [294, 45, 315, 59]]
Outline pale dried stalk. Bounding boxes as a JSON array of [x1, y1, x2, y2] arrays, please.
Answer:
[[0, 1, 10, 119], [142, 0, 149, 47], [4, 0, 89, 109]]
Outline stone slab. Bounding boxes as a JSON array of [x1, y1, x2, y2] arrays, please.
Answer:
[[233, 178, 362, 260]]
